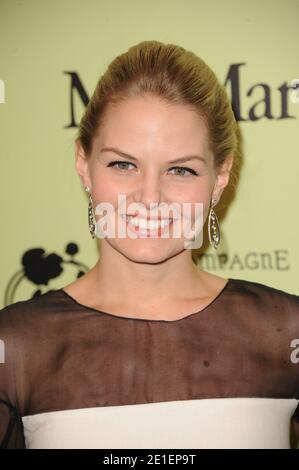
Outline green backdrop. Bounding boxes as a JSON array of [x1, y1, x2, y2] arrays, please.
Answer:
[[0, 0, 298, 305]]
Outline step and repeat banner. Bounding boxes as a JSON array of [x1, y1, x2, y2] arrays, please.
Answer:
[[0, 0, 298, 306]]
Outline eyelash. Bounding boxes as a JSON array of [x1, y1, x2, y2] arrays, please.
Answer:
[[107, 160, 199, 176]]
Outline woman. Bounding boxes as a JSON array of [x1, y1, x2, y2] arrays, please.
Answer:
[[0, 40, 299, 449]]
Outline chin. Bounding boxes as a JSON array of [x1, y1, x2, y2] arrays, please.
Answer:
[[110, 239, 184, 264]]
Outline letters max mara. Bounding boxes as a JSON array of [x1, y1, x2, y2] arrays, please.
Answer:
[[0, 277, 299, 449]]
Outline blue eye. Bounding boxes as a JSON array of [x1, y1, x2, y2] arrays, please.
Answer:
[[107, 161, 136, 170], [168, 166, 199, 176], [107, 161, 199, 176]]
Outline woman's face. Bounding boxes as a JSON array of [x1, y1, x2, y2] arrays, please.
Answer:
[[76, 95, 231, 263]]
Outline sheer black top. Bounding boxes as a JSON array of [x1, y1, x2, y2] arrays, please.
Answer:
[[0, 277, 299, 448]]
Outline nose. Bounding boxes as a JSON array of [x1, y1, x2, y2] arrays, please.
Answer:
[[135, 170, 162, 210]]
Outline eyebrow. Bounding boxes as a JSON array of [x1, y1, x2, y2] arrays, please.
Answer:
[[100, 147, 206, 165]]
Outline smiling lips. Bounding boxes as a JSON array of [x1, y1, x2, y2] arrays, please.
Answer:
[[120, 214, 175, 231]]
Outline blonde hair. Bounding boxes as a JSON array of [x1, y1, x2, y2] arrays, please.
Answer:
[[77, 40, 241, 190]]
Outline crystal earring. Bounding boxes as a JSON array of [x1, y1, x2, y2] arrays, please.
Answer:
[[208, 198, 220, 249], [84, 186, 96, 239]]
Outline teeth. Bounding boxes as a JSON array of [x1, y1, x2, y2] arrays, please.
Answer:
[[121, 215, 173, 230]]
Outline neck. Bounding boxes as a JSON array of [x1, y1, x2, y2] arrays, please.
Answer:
[[87, 241, 205, 307]]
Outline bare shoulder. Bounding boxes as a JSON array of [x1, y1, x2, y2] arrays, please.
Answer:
[[196, 271, 229, 296], [61, 272, 91, 300]]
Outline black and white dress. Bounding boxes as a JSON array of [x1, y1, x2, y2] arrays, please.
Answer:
[[0, 277, 299, 449]]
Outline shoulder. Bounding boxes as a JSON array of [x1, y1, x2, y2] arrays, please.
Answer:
[[0, 290, 61, 339], [229, 277, 299, 318], [230, 277, 299, 298]]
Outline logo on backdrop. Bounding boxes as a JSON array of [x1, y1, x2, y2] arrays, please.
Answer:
[[63, 65, 299, 128], [3, 243, 89, 307]]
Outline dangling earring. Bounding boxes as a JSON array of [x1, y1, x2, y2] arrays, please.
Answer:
[[208, 198, 220, 249], [84, 186, 96, 239]]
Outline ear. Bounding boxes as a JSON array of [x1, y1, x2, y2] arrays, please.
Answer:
[[75, 139, 91, 188], [212, 154, 234, 203]]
